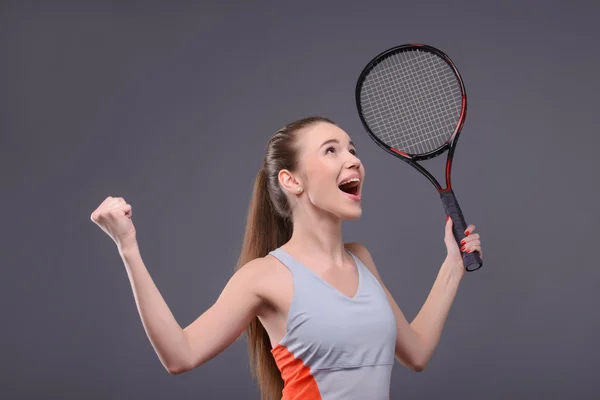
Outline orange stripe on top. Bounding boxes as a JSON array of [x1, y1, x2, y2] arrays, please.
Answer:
[[271, 345, 322, 400]]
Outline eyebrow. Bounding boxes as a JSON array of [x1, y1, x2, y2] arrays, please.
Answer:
[[320, 138, 356, 148]]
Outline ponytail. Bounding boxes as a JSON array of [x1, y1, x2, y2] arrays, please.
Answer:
[[235, 167, 292, 400], [237, 167, 293, 267]]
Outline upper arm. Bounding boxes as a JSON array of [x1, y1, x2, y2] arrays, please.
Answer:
[[345, 242, 426, 371], [181, 258, 268, 371]]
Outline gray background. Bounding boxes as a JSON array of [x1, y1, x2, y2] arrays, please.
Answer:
[[2, 1, 599, 399]]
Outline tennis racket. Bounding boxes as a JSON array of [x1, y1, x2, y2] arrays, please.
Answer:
[[355, 43, 483, 272]]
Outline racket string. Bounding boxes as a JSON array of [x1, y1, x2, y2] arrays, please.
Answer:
[[366, 51, 460, 148], [360, 49, 463, 155], [370, 52, 458, 152]]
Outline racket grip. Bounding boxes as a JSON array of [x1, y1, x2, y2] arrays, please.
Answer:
[[440, 190, 483, 272]]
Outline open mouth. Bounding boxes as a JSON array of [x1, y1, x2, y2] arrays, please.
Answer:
[[338, 179, 361, 196]]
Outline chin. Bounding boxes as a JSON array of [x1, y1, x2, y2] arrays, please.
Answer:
[[340, 207, 363, 221]]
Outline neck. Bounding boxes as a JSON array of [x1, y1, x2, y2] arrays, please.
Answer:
[[285, 206, 346, 265]]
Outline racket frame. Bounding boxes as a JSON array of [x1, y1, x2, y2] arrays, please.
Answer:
[[355, 43, 466, 194], [355, 43, 483, 272]]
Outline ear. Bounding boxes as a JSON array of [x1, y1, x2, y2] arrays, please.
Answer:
[[278, 169, 303, 195]]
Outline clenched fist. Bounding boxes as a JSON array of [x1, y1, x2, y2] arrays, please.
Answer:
[[91, 196, 137, 250]]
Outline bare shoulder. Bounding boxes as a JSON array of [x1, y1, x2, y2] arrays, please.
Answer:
[[207, 255, 288, 319], [239, 253, 289, 278], [344, 242, 384, 282], [233, 256, 274, 280], [234, 253, 292, 301]]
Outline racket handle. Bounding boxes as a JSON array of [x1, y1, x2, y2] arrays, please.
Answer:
[[440, 190, 483, 272]]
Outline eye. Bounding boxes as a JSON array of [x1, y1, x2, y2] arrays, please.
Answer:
[[325, 146, 336, 154], [350, 148, 357, 156]]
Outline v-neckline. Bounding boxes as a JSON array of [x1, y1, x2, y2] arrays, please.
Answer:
[[278, 247, 363, 300]]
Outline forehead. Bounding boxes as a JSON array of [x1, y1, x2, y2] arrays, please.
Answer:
[[297, 122, 353, 150]]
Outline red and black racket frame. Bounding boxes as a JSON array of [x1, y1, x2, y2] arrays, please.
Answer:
[[355, 44, 483, 272]]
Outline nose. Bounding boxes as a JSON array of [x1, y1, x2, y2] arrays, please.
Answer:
[[345, 152, 362, 170]]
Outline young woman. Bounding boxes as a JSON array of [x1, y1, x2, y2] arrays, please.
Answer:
[[91, 116, 482, 400]]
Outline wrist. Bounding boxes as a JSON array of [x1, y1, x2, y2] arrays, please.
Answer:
[[118, 240, 140, 257], [442, 257, 465, 282]]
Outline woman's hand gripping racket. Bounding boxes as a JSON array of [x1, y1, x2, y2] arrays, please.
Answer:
[[355, 44, 483, 272]]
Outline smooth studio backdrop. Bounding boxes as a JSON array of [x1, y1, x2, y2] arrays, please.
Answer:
[[2, 1, 599, 399]]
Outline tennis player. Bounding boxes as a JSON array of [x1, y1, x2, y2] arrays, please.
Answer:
[[91, 116, 482, 400]]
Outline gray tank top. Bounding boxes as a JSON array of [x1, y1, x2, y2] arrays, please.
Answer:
[[268, 247, 397, 400]]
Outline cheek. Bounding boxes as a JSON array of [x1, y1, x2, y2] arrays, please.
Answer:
[[310, 175, 332, 194], [308, 164, 336, 189], [305, 166, 337, 198]]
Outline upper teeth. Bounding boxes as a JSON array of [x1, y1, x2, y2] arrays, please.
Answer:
[[340, 177, 360, 185]]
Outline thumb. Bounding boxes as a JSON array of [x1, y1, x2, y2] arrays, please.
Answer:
[[444, 216, 460, 255], [123, 203, 132, 218], [445, 216, 454, 238], [444, 216, 458, 247]]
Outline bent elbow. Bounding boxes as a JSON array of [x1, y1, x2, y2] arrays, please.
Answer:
[[167, 362, 191, 375], [411, 355, 429, 372], [412, 362, 426, 372], [396, 354, 427, 372]]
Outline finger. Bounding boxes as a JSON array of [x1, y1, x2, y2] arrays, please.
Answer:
[[92, 196, 114, 221], [109, 205, 130, 217], [462, 238, 480, 248], [459, 233, 480, 246], [444, 217, 456, 244], [462, 241, 481, 254], [100, 196, 114, 207], [464, 224, 476, 236], [445, 216, 453, 232], [107, 197, 126, 209], [466, 247, 482, 258]]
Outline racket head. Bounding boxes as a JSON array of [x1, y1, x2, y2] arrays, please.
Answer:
[[355, 44, 467, 162]]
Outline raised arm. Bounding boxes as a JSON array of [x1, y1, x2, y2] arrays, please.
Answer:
[[91, 196, 265, 374], [346, 232, 471, 372], [346, 242, 428, 371], [120, 244, 266, 374]]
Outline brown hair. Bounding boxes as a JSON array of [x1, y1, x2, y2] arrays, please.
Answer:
[[235, 116, 335, 400]]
